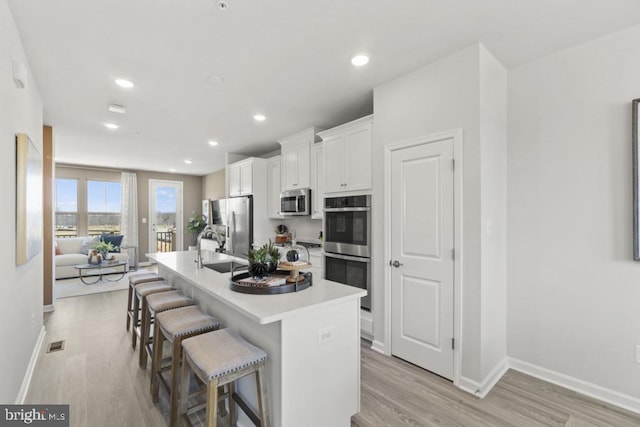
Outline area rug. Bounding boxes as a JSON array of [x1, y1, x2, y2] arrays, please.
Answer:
[[54, 268, 155, 299]]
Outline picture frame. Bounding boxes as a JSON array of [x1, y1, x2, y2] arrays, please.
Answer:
[[16, 133, 42, 265]]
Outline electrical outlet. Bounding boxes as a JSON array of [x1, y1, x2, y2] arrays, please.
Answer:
[[318, 326, 334, 344], [635, 345, 640, 364]]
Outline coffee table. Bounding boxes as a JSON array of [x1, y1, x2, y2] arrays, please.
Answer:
[[74, 261, 128, 285]]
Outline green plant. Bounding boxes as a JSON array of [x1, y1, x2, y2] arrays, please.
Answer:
[[93, 240, 116, 254], [248, 246, 269, 278], [186, 212, 207, 236], [264, 240, 280, 265]]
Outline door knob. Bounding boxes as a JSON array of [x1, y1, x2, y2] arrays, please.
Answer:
[[390, 260, 403, 268]]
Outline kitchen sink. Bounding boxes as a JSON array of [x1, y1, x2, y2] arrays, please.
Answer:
[[203, 261, 248, 274]]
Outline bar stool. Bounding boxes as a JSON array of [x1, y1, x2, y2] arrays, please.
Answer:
[[151, 305, 221, 427], [179, 329, 269, 427], [139, 290, 194, 368], [131, 281, 173, 350], [126, 273, 165, 331]]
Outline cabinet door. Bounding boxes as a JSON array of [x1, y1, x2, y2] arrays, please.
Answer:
[[282, 145, 298, 190], [267, 158, 282, 219], [228, 164, 241, 197], [310, 145, 324, 218], [344, 125, 372, 191], [240, 161, 253, 195], [324, 135, 345, 193], [296, 143, 310, 189]]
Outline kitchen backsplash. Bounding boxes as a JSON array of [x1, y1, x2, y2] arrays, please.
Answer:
[[273, 217, 323, 245]]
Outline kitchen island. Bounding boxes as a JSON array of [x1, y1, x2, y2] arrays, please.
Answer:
[[147, 251, 366, 427]]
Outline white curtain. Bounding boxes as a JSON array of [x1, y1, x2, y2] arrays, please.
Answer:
[[120, 172, 138, 248]]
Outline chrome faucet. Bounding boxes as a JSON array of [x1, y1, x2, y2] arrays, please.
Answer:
[[196, 224, 215, 268]]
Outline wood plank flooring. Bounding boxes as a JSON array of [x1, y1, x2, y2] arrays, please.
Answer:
[[26, 290, 640, 426]]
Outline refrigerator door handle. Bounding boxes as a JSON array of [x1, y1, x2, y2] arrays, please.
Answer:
[[230, 211, 236, 254]]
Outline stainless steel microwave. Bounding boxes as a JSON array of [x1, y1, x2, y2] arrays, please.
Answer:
[[280, 188, 311, 216]]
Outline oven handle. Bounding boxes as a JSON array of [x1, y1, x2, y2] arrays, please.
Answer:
[[324, 207, 371, 212], [324, 252, 371, 263]]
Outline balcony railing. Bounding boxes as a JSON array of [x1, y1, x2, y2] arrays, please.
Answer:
[[156, 231, 175, 252]]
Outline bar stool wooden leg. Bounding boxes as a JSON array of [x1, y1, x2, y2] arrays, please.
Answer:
[[256, 361, 270, 427], [229, 381, 237, 425], [206, 379, 219, 427], [139, 299, 152, 367], [131, 294, 140, 349], [170, 338, 183, 427], [126, 285, 133, 331], [151, 320, 163, 402]]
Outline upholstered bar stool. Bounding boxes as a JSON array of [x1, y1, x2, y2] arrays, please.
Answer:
[[151, 305, 221, 427], [179, 329, 269, 427], [131, 281, 173, 349], [139, 290, 194, 368], [126, 273, 165, 331]]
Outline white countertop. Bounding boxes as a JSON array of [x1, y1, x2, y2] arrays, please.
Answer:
[[147, 251, 365, 325]]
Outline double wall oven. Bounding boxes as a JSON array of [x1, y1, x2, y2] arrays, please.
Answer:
[[323, 195, 371, 311]]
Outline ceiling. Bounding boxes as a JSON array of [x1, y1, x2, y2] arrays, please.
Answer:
[[8, 0, 640, 176]]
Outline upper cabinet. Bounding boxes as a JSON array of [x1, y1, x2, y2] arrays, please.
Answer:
[[278, 127, 322, 191], [227, 157, 261, 197], [319, 115, 373, 194], [310, 143, 324, 219], [267, 156, 283, 219]]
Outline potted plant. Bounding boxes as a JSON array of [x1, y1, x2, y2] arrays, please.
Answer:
[[265, 240, 280, 273], [248, 246, 269, 278], [249, 241, 281, 278], [93, 240, 116, 261], [186, 212, 207, 248]]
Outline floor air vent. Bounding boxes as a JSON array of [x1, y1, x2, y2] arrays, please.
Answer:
[[46, 340, 65, 353]]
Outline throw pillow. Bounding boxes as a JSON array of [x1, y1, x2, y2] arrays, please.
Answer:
[[54, 241, 62, 255], [79, 236, 99, 255], [101, 233, 124, 252]]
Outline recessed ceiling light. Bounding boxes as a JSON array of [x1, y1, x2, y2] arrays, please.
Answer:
[[350, 55, 369, 67], [169, 168, 176, 173], [108, 104, 126, 114], [104, 123, 119, 129], [253, 114, 266, 122], [115, 78, 134, 88], [184, 159, 193, 164], [208, 140, 219, 146]]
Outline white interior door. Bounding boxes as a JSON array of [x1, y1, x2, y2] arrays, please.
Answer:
[[149, 180, 183, 253], [390, 137, 454, 379]]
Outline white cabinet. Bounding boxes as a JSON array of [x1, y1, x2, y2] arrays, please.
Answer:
[[319, 115, 373, 194], [267, 156, 283, 219], [278, 127, 321, 191], [310, 143, 324, 219], [227, 158, 255, 197]]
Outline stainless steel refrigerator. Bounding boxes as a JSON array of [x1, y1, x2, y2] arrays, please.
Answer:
[[210, 196, 253, 259]]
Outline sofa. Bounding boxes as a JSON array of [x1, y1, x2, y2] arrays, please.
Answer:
[[55, 236, 129, 279]]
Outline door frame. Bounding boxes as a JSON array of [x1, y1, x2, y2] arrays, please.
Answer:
[[148, 179, 184, 252], [383, 128, 463, 386]]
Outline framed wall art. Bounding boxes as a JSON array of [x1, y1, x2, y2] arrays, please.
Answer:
[[16, 133, 42, 265]]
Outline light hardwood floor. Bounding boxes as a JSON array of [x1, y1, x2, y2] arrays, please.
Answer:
[[26, 290, 640, 427]]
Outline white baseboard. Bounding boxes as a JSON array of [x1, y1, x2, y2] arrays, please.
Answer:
[[360, 310, 373, 337], [457, 357, 509, 398], [509, 357, 640, 415], [43, 304, 54, 313], [15, 325, 46, 404], [371, 340, 387, 355], [138, 261, 153, 267]]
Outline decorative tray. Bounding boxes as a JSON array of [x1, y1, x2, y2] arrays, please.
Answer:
[[229, 270, 313, 295]]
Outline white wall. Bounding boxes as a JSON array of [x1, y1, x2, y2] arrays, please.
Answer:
[[373, 44, 508, 384], [508, 24, 640, 398], [0, 0, 44, 402], [479, 47, 508, 378]]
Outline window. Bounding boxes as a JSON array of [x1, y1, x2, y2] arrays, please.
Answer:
[[55, 178, 78, 238], [87, 180, 121, 236]]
